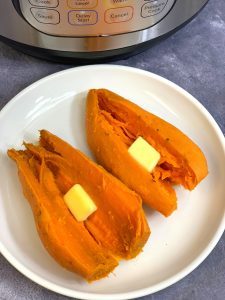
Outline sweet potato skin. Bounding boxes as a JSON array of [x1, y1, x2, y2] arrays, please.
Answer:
[[86, 89, 208, 217]]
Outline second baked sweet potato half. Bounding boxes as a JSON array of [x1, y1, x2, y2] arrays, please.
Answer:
[[86, 89, 208, 217]]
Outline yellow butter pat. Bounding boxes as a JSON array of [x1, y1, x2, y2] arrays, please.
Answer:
[[128, 136, 160, 172], [64, 184, 97, 222]]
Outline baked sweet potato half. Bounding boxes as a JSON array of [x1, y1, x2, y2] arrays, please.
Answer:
[[8, 130, 150, 281], [86, 89, 208, 217]]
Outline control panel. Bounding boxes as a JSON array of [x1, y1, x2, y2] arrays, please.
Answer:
[[18, 0, 176, 37]]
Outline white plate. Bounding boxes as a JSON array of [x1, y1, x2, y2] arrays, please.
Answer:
[[0, 65, 225, 300]]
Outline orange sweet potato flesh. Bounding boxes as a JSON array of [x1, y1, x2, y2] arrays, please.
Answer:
[[39, 130, 150, 259], [86, 89, 208, 217], [8, 130, 150, 281]]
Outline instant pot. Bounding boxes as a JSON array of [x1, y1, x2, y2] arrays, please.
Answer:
[[0, 0, 209, 62]]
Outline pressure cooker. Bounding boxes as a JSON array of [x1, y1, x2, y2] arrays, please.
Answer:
[[0, 0, 209, 62]]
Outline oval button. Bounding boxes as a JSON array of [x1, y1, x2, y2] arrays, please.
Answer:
[[141, 0, 168, 18], [105, 6, 133, 24], [29, 0, 59, 8], [67, 0, 98, 9], [30, 8, 60, 24], [110, 0, 130, 5], [68, 10, 98, 25]]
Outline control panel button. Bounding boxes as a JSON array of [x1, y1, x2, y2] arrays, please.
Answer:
[[29, 0, 59, 7], [68, 10, 98, 25], [30, 8, 60, 24], [67, 0, 98, 9], [105, 6, 133, 24], [110, 0, 130, 5], [141, 0, 168, 18]]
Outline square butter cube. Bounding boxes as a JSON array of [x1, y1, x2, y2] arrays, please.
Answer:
[[128, 136, 160, 172], [64, 184, 97, 222]]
